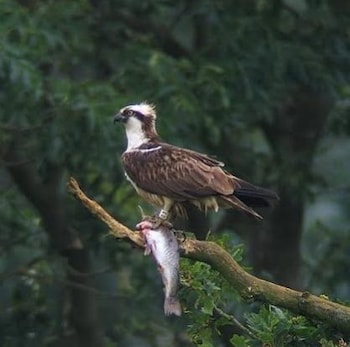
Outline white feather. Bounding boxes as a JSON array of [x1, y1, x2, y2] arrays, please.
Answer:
[[125, 103, 156, 118], [137, 146, 161, 153], [124, 116, 149, 151]]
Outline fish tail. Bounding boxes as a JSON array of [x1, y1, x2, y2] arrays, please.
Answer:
[[164, 296, 182, 316]]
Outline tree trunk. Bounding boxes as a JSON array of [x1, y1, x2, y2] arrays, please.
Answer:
[[4, 148, 105, 347], [253, 87, 334, 288], [250, 192, 304, 288]]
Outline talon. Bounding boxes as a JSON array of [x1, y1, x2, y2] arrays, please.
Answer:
[[137, 214, 174, 231], [173, 230, 186, 243], [151, 218, 163, 229], [147, 216, 173, 230]]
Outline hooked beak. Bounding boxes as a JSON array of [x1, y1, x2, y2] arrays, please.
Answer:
[[113, 113, 126, 124]]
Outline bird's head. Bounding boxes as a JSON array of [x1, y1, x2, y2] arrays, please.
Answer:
[[114, 102, 159, 150]]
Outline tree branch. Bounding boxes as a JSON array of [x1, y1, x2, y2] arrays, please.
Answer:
[[68, 177, 350, 334]]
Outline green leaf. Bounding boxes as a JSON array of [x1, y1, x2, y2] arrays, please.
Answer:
[[230, 334, 251, 347]]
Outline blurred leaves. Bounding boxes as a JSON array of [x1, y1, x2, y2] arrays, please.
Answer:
[[230, 305, 347, 347], [0, 0, 350, 346]]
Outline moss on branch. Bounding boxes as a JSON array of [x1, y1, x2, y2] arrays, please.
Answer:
[[68, 177, 350, 334]]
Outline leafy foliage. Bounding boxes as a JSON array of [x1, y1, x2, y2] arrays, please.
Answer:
[[230, 304, 348, 347], [1, 0, 350, 346], [180, 238, 245, 346], [180, 243, 349, 346]]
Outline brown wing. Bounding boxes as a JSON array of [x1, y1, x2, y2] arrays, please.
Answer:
[[122, 143, 240, 200]]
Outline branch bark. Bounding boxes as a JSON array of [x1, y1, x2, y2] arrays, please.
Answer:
[[68, 177, 350, 334]]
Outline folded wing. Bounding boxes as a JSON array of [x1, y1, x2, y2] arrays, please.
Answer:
[[122, 144, 241, 199]]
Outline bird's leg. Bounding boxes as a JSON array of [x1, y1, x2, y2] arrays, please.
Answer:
[[152, 198, 173, 228], [173, 230, 186, 243], [151, 215, 172, 229], [158, 198, 173, 220]]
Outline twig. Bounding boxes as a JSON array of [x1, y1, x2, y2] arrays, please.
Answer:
[[213, 305, 256, 339]]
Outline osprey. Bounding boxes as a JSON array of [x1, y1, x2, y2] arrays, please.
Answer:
[[114, 102, 278, 221]]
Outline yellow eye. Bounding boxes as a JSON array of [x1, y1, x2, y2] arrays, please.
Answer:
[[125, 109, 133, 116]]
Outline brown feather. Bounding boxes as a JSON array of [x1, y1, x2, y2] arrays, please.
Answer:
[[122, 143, 234, 200], [122, 141, 277, 218], [219, 195, 263, 220]]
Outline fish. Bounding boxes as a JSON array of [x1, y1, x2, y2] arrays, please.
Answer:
[[136, 219, 182, 316]]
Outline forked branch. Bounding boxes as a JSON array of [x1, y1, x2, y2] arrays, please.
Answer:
[[68, 177, 350, 334]]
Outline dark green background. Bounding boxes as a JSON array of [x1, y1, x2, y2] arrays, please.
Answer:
[[1, 1, 349, 346]]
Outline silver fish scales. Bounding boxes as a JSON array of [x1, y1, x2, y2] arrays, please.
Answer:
[[137, 219, 182, 316]]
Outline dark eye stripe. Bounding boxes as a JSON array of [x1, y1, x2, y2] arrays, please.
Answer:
[[133, 111, 145, 121]]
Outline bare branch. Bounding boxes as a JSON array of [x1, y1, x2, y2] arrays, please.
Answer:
[[68, 177, 350, 334]]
